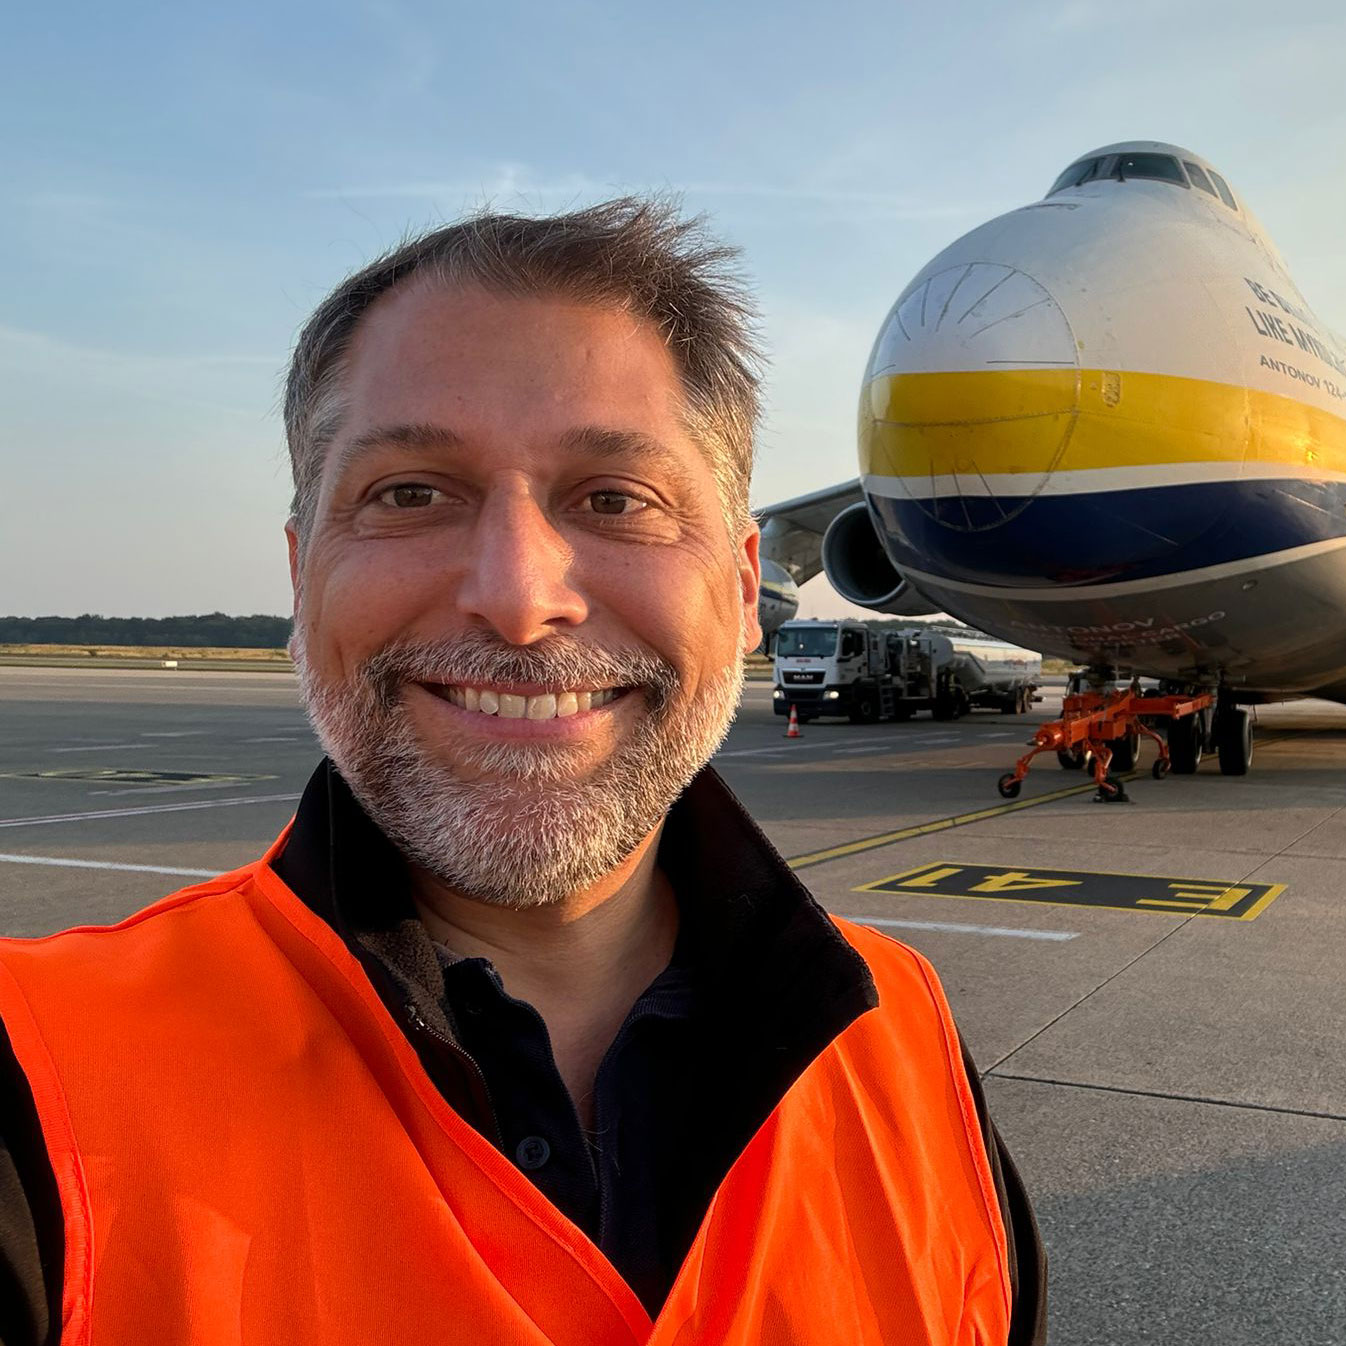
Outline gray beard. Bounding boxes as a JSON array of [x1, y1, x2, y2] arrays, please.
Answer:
[[292, 625, 744, 908]]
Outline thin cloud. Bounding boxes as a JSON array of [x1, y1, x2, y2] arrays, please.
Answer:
[[0, 323, 278, 418], [303, 166, 985, 221]]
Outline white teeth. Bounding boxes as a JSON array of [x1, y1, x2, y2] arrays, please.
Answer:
[[440, 685, 620, 718]]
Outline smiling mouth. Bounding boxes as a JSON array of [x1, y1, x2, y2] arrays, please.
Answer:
[[421, 683, 626, 721]]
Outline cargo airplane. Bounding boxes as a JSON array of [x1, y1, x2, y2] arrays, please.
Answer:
[[757, 141, 1346, 777]]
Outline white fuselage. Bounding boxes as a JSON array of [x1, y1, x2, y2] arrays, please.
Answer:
[[858, 142, 1346, 696]]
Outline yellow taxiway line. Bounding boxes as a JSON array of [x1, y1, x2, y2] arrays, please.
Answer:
[[786, 776, 1128, 872]]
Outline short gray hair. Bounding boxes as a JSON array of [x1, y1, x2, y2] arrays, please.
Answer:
[[284, 197, 763, 543]]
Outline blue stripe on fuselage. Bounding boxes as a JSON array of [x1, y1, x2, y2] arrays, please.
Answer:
[[868, 478, 1346, 587]]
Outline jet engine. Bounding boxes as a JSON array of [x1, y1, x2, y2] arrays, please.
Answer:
[[821, 501, 940, 616], [757, 557, 800, 641]]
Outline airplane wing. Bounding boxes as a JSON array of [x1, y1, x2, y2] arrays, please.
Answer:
[[755, 478, 865, 584]]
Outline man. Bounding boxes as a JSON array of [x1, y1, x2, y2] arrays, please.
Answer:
[[0, 200, 1045, 1344]]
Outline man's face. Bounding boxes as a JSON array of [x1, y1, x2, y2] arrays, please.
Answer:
[[288, 281, 761, 906]]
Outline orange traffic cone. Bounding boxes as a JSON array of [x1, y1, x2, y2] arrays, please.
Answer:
[[784, 704, 801, 738]]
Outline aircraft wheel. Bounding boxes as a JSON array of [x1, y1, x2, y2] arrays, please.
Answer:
[[1107, 730, 1140, 773], [1217, 708, 1253, 776], [997, 773, 1022, 799], [1168, 715, 1203, 774]]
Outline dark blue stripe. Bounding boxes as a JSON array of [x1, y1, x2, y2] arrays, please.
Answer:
[[869, 478, 1346, 587]]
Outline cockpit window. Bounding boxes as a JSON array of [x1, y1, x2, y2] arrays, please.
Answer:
[[1049, 150, 1241, 210], [1049, 152, 1190, 195], [1048, 158, 1098, 194], [1208, 170, 1238, 211], [1115, 153, 1187, 185], [1183, 161, 1217, 197]]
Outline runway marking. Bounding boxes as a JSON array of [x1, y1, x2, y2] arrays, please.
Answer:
[[0, 853, 217, 878], [140, 731, 206, 738], [5, 768, 274, 788], [840, 914, 1078, 942], [88, 780, 261, 797], [245, 736, 302, 743], [858, 861, 1287, 921], [50, 743, 150, 753], [785, 777, 1114, 870], [0, 793, 302, 829]]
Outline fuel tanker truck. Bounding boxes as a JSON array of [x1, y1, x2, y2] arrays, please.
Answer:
[[772, 619, 1041, 723]]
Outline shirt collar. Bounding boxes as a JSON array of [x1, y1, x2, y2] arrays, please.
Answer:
[[272, 759, 877, 1052]]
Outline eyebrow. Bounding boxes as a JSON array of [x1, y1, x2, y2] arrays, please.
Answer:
[[329, 422, 695, 489], [556, 426, 696, 486], [328, 423, 463, 484]]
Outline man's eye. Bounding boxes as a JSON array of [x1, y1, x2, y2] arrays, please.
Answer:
[[378, 484, 441, 509], [586, 490, 646, 516]]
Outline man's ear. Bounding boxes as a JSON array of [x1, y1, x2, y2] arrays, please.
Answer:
[[738, 523, 763, 654], [285, 518, 301, 607]]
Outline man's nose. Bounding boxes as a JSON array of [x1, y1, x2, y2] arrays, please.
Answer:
[[455, 486, 589, 644]]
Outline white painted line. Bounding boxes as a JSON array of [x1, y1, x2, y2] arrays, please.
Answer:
[[245, 736, 301, 743], [0, 853, 217, 878], [0, 793, 302, 829], [88, 780, 256, 797], [139, 731, 206, 738], [841, 914, 1079, 942], [835, 746, 891, 755], [50, 743, 150, 753]]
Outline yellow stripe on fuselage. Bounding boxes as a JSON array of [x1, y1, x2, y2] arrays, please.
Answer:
[[860, 368, 1346, 482]]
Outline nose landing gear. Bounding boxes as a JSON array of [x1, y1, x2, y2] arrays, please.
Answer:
[[1214, 703, 1254, 776]]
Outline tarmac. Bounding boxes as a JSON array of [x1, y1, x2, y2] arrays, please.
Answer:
[[1, 664, 1343, 1342]]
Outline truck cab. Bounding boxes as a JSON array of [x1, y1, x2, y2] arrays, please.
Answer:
[[772, 619, 890, 721]]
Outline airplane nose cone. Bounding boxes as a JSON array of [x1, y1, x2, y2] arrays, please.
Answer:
[[861, 262, 1080, 531]]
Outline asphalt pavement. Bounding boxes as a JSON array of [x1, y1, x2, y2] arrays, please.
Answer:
[[1, 664, 1343, 1343]]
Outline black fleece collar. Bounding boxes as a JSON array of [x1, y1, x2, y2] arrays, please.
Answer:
[[271, 759, 878, 1087]]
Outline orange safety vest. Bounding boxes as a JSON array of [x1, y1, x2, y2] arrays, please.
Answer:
[[0, 836, 1011, 1346]]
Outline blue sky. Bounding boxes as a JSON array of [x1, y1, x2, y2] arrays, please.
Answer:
[[4, 0, 1345, 618]]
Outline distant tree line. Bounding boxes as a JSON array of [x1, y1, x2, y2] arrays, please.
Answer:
[[0, 614, 292, 649]]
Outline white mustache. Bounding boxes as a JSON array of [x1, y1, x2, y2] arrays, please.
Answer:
[[359, 631, 680, 714]]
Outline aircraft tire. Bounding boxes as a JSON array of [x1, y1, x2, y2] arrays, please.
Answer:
[[1217, 708, 1253, 776], [1168, 715, 1203, 774], [1107, 730, 1140, 773]]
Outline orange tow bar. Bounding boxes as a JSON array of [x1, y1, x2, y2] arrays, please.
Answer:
[[996, 685, 1214, 802]]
